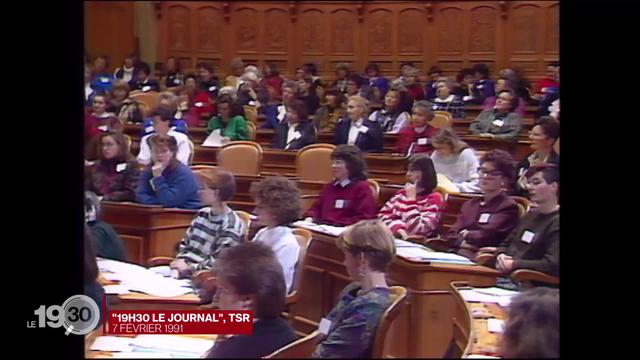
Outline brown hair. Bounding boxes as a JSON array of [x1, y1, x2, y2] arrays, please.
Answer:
[[98, 131, 132, 162], [534, 116, 560, 141], [431, 128, 469, 154], [331, 145, 368, 182], [110, 80, 131, 98], [501, 287, 559, 358], [336, 220, 396, 272], [480, 149, 516, 185], [215, 242, 286, 318], [148, 134, 179, 169], [408, 154, 438, 194], [251, 176, 302, 225], [497, 89, 519, 113], [287, 99, 309, 122], [196, 170, 236, 202]]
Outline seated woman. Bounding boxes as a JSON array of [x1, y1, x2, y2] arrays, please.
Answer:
[[86, 132, 139, 202], [515, 116, 560, 196], [430, 128, 481, 193], [140, 91, 189, 137], [206, 96, 249, 142], [251, 177, 302, 294], [344, 74, 374, 102], [443, 150, 520, 259], [108, 81, 130, 114], [128, 62, 160, 92], [297, 75, 321, 116], [364, 62, 390, 101], [334, 96, 384, 153], [85, 93, 123, 160], [205, 242, 298, 358], [500, 287, 559, 358], [312, 220, 396, 358], [85, 191, 127, 262], [273, 99, 316, 151], [113, 54, 136, 83], [424, 66, 444, 100], [260, 62, 286, 100], [467, 63, 495, 104], [135, 134, 202, 209], [160, 56, 184, 91], [304, 145, 378, 226], [171, 170, 246, 278], [452, 68, 474, 98], [469, 90, 522, 142], [396, 100, 440, 156], [493, 164, 559, 277], [333, 63, 351, 93], [379, 155, 444, 239], [431, 79, 465, 119], [368, 87, 412, 134], [481, 76, 528, 116], [263, 80, 298, 129], [314, 87, 346, 133]]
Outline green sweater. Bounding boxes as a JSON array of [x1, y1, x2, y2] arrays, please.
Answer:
[[206, 115, 249, 140]]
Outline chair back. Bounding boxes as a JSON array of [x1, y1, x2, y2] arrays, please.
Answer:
[[217, 141, 263, 176], [288, 228, 313, 300], [511, 196, 530, 218], [243, 105, 258, 123], [246, 121, 257, 141], [187, 139, 195, 165], [553, 137, 560, 155], [263, 330, 321, 359], [366, 179, 381, 202], [430, 111, 453, 129], [122, 134, 132, 155], [296, 143, 336, 182], [129, 91, 160, 113], [370, 286, 408, 358], [445, 282, 474, 358], [235, 210, 253, 242]]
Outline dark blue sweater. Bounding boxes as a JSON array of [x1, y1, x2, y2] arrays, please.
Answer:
[[136, 162, 203, 209]]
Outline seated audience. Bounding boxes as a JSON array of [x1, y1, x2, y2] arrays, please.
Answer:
[[424, 65, 444, 100], [224, 57, 245, 90], [532, 62, 560, 103], [482, 76, 527, 116], [297, 75, 320, 116], [303, 62, 322, 88], [273, 99, 316, 150], [515, 116, 560, 196], [171, 170, 246, 278], [312, 220, 396, 358], [469, 90, 522, 141], [86, 132, 139, 202], [251, 177, 302, 294], [137, 108, 191, 166], [128, 62, 160, 92], [85, 191, 127, 262], [368, 88, 412, 134], [364, 62, 390, 101], [304, 145, 378, 226], [108, 80, 131, 115], [333, 63, 352, 93], [379, 155, 444, 239], [314, 88, 346, 133], [431, 128, 481, 193], [396, 100, 439, 156], [136, 134, 202, 209], [113, 54, 137, 83], [85, 93, 122, 159], [431, 79, 465, 119], [141, 91, 189, 136], [345, 74, 374, 102], [394, 62, 415, 83], [236, 72, 262, 108], [90, 55, 114, 93], [494, 164, 560, 277], [443, 150, 520, 259], [85, 65, 95, 103], [195, 62, 220, 111], [467, 63, 495, 104], [334, 96, 384, 153], [500, 287, 559, 358], [452, 68, 474, 98], [263, 80, 298, 129], [159, 56, 184, 91], [205, 242, 298, 358], [206, 96, 249, 142]]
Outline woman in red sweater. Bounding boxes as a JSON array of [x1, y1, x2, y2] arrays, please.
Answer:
[[396, 100, 439, 156], [304, 145, 378, 226], [379, 155, 444, 239], [85, 93, 122, 160]]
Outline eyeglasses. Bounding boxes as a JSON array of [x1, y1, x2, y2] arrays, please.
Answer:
[[478, 168, 502, 177], [151, 149, 171, 156]]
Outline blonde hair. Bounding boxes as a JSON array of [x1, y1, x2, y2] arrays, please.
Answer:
[[158, 91, 178, 112], [336, 220, 396, 272], [347, 95, 370, 115]]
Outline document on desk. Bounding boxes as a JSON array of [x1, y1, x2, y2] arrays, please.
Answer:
[[130, 335, 215, 356], [202, 130, 224, 147], [149, 266, 172, 277], [487, 318, 505, 333], [103, 285, 132, 295], [293, 220, 347, 237], [90, 336, 134, 352], [111, 352, 175, 358], [99, 258, 194, 297], [459, 289, 517, 306], [395, 246, 476, 265]]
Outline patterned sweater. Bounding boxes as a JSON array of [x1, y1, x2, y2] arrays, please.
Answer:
[[378, 190, 444, 237]]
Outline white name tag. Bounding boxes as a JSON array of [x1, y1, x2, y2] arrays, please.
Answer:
[[541, 87, 549, 93], [293, 131, 302, 140], [175, 79, 183, 85], [492, 119, 504, 127], [248, 100, 257, 106], [358, 126, 369, 134], [97, 125, 108, 131], [175, 111, 182, 119], [145, 126, 154, 133], [116, 163, 127, 172], [142, 86, 151, 92], [100, 77, 109, 83], [277, 111, 286, 122], [209, 85, 217, 92], [319, 317, 332, 335], [521, 230, 535, 243], [417, 138, 428, 146], [195, 102, 204, 108], [463, 95, 473, 101], [478, 213, 491, 224], [335, 199, 345, 209], [477, 85, 484, 89]]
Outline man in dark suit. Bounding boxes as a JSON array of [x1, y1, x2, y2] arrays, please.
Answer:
[[334, 95, 384, 153]]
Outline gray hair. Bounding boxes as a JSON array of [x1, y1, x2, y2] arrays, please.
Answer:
[[412, 100, 434, 117]]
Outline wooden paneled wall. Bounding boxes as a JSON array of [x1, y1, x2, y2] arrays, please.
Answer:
[[84, 1, 137, 72], [155, 1, 558, 81]]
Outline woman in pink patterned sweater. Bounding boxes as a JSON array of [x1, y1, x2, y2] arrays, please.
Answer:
[[378, 154, 445, 239]]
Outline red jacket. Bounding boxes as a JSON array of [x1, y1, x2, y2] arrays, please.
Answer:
[[191, 91, 216, 122], [534, 78, 559, 94], [305, 179, 378, 226], [396, 125, 439, 155], [84, 111, 121, 142], [407, 84, 425, 101]]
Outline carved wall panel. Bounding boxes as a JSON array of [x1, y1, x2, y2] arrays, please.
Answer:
[[437, 7, 464, 54], [368, 9, 393, 55], [264, 9, 288, 53], [469, 6, 496, 53], [168, 5, 190, 51], [331, 9, 356, 54], [300, 9, 325, 54], [546, 4, 559, 53], [235, 8, 259, 53], [398, 9, 423, 54], [197, 6, 222, 52], [511, 4, 539, 53]]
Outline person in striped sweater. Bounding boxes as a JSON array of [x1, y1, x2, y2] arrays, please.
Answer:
[[378, 155, 445, 239]]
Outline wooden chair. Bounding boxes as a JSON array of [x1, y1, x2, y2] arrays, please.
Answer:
[[235, 210, 253, 242], [370, 286, 408, 358], [123, 134, 132, 155], [284, 229, 314, 318], [129, 91, 160, 113], [263, 330, 321, 359], [187, 139, 195, 165], [511, 269, 560, 287], [445, 281, 474, 358], [246, 121, 257, 141], [191, 165, 220, 179], [430, 111, 453, 129], [243, 105, 258, 123], [367, 179, 381, 202], [295, 144, 336, 183], [511, 196, 530, 217], [217, 141, 263, 176]]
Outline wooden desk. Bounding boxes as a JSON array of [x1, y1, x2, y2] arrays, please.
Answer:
[[107, 293, 204, 311], [290, 229, 500, 358], [100, 202, 198, 264]]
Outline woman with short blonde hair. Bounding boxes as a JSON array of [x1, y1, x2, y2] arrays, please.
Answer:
[[334, 95, 384, 152], [430, 128, 481, 193]]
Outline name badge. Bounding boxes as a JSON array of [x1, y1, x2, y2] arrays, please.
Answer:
[[541, 87, 549, 93], [521, 230, 535, 243], [195, 102, 204, 108], [97, 125, 108, 131], [478, 213, 491, 224], [432, 104, 439, 110], [174, 79, 183, 85], [319, 317, 332, 335], [145, 126, 154, 133], [277, 110, 286, 122], [100, 77, 109, 83], [335, 199, 345, 209], [142, 86, 151, 92], [358, 126, 369, 134], [175, 111, 182, 119], [477, 85, 484, 89], [293, 131, 302, 140], [209, 85, 217, 92], [417, 138, 428, 146], [248, 100, 257, 106], [492, 119, 504, 127], [116, 163, 127, 172]]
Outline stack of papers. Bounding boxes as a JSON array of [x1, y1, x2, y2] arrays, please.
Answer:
[[98, 259, 195, 297], [293, 220, 347, 237], [393, 241, 476, 265], [202, 129, 224, 147], [459, 287, 519, 307]]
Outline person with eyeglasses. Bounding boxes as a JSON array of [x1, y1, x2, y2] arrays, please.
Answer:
[[170, 170, 246, 279], [135, 133, 202, 209], [137, 108, 192, 166], [515, 116, 560, 196], [469, 89, 523, 141], [442, 150, 520, 260]]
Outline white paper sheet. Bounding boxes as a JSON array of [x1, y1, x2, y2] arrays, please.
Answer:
[[459, 289, 516, 306], [395, 247, 475, 265], [103, 285, 132, 295], [487, 318, 505, 333], [202, 130, 224, 147], [293, 220, 347, 237], [100, 259, 195, 297], [149, 266, 172, 277], [130, 335, 215, 355], [90, 336, 134, 352], [111, 352, 175, 358]]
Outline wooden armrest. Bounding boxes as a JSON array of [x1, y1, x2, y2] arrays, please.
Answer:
[[423, 237, 453, 252], [260, 171, 281, 177], [146, 256, 174, 267], [285, 291, 299, 306], [511, 269, 560, 285], [477, 247, 497, 254], [283, 173, 300, 180], [475, 252, 497, 267]]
